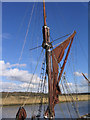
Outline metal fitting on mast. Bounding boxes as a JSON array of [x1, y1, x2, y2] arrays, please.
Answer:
[[42, 0, 51, 49], [42, 26, 52, 49]]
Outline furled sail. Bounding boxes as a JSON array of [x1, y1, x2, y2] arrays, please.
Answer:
[[52, 37, 71, 91], [44, 31, 76, 117], [51, 31, 76, 113]]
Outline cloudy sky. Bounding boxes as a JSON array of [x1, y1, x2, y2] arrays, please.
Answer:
[[1, 2, 88, 93]]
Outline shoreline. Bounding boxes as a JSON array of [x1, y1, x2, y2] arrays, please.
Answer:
[[1, 93, 89, 106], [1, 99, 89, 107]]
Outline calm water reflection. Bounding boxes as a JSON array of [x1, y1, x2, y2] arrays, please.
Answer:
[[2, 101, 89, 118]]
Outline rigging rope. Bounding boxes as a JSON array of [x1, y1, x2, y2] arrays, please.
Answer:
[[29, 45, 42, 51], [15, 5, 30, 44], [18, 3, 35, 63], [63, 41, 79, 94], [3, 2, 35, 103], [72, 44, 79, 106], [29, 33, 71, 51], [36, 75, 46, 117], [31, 54, 46, 116], [22, 49, 44, 107], [60, 78, 73, 119], [50, 34, 80, 118], [52, 43, 80, 118], [66, 41, 80, 109], [49, 43, 73, 118], [29, 2, 38, 74], [36, 57, 47, 117], [50, 33, 71, 43], [62, 52, 80, 114], [62, 74, 80, 118], [78, 37, 88, 62]]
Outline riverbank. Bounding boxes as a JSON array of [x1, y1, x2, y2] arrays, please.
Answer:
[[1, 92, 90, 106]]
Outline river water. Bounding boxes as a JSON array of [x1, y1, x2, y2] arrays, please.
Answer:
[[1, 101, 89, 119]]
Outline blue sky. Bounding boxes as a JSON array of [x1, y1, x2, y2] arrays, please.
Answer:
[[1, 2, 88, 92]]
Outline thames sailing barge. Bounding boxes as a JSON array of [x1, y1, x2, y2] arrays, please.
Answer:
[[16, 1, 77, 119], [42, 1, 76, 118]]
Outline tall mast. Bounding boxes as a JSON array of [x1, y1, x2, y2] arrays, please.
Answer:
[[42, 0, 53, 117], [43, 0, 47, 26]]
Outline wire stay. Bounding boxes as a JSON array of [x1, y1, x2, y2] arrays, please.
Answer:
[[29, 33, 71, 51]]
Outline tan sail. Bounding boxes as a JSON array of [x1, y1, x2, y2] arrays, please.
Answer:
[[51, 31, 76, 116]]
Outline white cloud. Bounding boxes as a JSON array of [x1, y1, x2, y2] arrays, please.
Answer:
[[2, 68, 40, 84], [0, 61, 88, 93], [0, 60, 43, 92], [0, 80, 47, 92], [60, 81, 88, 94], [1, 80, 88, 93], [0, 81, 36, 92], [0, 60, 26, 71], [74, 71, 88, 77], [0, 60, 40, 83]]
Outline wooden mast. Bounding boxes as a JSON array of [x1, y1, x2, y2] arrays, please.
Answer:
[[42, 0, 53, 117], [43, 0, 47, 26]]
